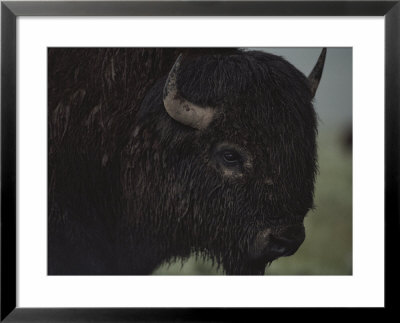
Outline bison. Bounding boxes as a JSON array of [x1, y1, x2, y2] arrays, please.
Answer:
[[48, 48, 326, 275]]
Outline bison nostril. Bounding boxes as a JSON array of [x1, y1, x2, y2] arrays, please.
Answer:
[[250, 225, 305, 261], [268, 236, 298, 257]]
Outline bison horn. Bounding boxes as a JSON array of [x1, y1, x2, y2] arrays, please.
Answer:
[[308, 48, 327, 98], [163, 54, 215, 130]]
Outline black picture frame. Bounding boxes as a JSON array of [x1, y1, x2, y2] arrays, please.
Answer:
[[1, 0, 398, 320]]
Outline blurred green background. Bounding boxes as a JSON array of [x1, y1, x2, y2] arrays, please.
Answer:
[[154, 48, 352, 275]]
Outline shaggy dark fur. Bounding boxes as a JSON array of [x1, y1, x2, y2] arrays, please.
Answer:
[[48, 48, 318, 275]]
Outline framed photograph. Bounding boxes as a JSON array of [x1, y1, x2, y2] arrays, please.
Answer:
[[1, 0, 398, 320]]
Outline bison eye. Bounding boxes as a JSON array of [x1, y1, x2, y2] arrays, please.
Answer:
[[222, 150, 242, 166], [212, 143, 248, 176]]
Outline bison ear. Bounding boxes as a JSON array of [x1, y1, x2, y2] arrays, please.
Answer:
[[308, 48, 327, 98], [163, 54, 215, 130]]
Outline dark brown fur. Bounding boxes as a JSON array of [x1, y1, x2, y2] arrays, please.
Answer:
[[48, 48, 318, 275]]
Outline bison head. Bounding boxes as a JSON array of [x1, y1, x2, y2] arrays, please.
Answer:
[[122, 49, 326, 274]]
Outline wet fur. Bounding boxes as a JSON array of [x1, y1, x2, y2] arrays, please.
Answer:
[[48, 48, 317, 275]]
